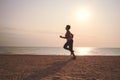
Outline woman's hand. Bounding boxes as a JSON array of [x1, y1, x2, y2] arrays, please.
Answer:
[[60, 35, 63, 38]]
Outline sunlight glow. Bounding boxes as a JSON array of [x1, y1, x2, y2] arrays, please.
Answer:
[[76, 8, 91, 22], [75, 47, 92, 56]]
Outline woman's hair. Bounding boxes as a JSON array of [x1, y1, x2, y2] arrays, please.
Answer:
[[66, 25, 71, 29]]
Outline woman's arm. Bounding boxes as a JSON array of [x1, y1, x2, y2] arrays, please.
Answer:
[[60, 35, 67, 39]]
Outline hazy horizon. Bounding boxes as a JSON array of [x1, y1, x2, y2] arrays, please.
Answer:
[[0, 0, 120, 47]]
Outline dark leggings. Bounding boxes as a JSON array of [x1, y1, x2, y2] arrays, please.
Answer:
[[63, 40, 74, 53]]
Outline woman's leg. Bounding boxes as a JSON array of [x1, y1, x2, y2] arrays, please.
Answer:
[[69, 40, 74, 53], [63, 41, 70, 51], [69, 40, 76, 59]]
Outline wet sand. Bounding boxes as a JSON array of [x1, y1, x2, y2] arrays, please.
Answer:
[[0, 55, 120, 80]]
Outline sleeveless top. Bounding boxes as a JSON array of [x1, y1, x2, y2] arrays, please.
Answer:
[[65, 31, 73, 41]]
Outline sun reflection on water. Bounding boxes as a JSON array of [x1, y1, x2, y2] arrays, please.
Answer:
[[75, 47, 93, 56]]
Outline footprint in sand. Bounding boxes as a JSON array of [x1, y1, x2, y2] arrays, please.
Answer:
[[52, 76, 61, 80]]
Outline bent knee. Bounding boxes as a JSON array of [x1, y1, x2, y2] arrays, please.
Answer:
[[63, 46, 66, 49], [63, 46, 67, 49]]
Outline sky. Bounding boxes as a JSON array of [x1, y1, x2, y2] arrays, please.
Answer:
[[0, 0, 120, 47]]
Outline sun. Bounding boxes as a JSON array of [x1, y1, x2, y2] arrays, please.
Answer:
[[75, 8, 91, 22]]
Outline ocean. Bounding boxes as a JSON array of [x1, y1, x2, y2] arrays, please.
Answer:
[[0, 47, 120, 56]]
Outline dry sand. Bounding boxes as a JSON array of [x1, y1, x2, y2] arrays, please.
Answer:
[[0, 55, 120, 80]]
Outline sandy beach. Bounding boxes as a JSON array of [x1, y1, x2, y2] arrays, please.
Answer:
[[0, 55, 120, 80]]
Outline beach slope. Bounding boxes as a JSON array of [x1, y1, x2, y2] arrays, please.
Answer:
[[0, 55, 120, 80]]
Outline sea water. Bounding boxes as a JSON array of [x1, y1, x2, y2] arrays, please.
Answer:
[[0, 47, 120, 56]]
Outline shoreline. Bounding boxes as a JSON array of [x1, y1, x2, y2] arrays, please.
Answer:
[[0, 53, 120, 56]]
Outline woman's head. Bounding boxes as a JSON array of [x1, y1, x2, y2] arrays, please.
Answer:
[[66, 25, 71, 30]]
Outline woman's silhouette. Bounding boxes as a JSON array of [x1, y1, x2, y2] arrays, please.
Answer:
[[60, 25, 76, 59]]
